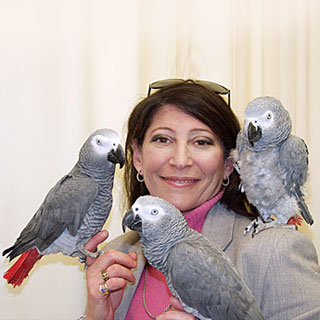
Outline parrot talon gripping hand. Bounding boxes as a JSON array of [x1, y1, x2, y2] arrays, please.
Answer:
[[233, 96, 314, 233], [77, 245, 103, 264], [122, 196, 265, 320], [2, 128, 124, 287]]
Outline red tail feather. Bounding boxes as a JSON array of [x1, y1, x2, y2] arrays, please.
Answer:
[[3, 248, 42, 287], [287, 215, 303, 226]]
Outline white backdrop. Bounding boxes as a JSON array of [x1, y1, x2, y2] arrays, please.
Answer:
[[1, 1, 319, 319]]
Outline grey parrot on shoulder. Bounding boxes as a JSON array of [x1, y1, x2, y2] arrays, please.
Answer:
[[122, 195, 265, 320], [3, 128, 124, 287], [232, 96, 313, 234]]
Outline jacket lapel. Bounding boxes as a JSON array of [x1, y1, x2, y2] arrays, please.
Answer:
[[115, 236, 146, 320], [201, 202, 236, 253]]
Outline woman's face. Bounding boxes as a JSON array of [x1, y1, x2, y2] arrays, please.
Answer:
[[132, 104, 233, 212]]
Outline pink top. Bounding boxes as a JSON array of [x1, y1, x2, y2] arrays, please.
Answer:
[[125, 191, 224, 319]]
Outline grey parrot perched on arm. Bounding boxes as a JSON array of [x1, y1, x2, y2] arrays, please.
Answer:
[[122, 195, 265, 320], [2, 128, 124, 287], [232, 96, 313, 234]]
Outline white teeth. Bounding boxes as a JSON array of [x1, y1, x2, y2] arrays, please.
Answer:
[[167, 179, 195, 183]]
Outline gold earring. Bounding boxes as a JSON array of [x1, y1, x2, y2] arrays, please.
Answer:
[[222, 175, 230, 187], [136, 170, 144, 183]]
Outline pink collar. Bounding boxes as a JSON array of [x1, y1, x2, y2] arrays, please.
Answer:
[[183, 190, 224, 232]]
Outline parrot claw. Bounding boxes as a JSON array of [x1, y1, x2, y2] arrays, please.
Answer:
[[78, 245, 103, 264], [239, 183, 245, 193], [245, 218, 297, 237], [82, 249, 103, 259], [233, 162, 241, 175], [253, 220, 296, 235], [244, 217, 269, 237], [81, 249, 104, 269]]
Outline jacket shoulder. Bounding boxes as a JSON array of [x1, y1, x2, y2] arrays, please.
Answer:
[[233, 226, 320, 319]]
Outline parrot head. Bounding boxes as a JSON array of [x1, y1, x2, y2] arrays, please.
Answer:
[[122, 195, 188, 243], [244, 96, 292, 149], [79, 128, 125, 172], [122, 196, 189, 271]]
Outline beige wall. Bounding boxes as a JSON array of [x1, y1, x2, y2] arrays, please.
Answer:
[[1, 0, 319, 319]]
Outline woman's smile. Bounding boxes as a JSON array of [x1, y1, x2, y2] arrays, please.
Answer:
[[161, 175, 200, 187]]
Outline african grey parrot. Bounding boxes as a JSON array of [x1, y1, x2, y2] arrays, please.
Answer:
[[232, 96, 313, 234], [122, 195, 265, 320], [3, 128, 124, 287]]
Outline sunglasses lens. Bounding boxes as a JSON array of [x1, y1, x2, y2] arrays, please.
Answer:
[[149, 79, 184, 90], [194, 80, 229, 95], [148, 79, 230, 106]]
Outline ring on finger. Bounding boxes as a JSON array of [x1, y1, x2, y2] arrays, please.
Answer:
[[99, 283, 110, 296], [101, 269, 109, 282]]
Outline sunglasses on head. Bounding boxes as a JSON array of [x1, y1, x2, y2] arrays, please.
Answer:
[[147, 78, 230, 107]]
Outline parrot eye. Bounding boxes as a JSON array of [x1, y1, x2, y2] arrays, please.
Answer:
[[151, 209, 159, 216], [96, 139, 101, 145], [266, 113, 272, 120]]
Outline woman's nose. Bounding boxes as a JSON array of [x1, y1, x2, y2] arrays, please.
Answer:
[[168, 144, 193, 169]]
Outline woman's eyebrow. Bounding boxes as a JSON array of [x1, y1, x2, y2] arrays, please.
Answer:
[[190, 128, 214, 135], [149, 127, 174, 134]]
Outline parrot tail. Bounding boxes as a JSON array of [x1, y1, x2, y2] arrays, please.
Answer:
[[287, 215, 303, 226], [3, 248, 42, 287]]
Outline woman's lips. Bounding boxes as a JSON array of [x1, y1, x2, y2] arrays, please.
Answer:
[[161, 176, 199, 187]]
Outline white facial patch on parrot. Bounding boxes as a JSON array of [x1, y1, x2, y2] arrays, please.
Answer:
[[90, 134, 119, 155], [245, 110, 275, 131], [133, 204, 166, 224]]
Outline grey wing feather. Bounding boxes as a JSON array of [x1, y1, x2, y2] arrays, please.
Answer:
[[41, 169, 99, 236], [4, 168, 99, 259], [279, 135, 313, 224], [167, 234, 264, 320], [236, 130, 246, 155], [279, 135, 308, 188]]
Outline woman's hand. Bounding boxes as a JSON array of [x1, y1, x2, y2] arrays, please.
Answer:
[[84, 231, 138, 320], [156, 297, 196, 320]]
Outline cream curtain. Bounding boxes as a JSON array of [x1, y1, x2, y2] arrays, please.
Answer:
[[1, 1, 319, 319]]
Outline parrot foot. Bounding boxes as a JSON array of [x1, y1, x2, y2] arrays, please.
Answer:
[[78, 246, 103, 264], [244, 217, 265, 236], [245, 218, 297, 237]]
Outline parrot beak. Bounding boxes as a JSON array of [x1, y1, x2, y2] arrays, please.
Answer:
[[247, 122, 262, 147], [122, 209, 142, 233], [108, 144, 125, 168]]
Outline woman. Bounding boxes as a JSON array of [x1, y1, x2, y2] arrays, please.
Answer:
[[83, 81, 320, 320]]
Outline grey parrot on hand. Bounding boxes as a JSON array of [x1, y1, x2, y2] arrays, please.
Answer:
[[232, 96, 313, 234], [3, 128, 124, 287], [122, 195, 265, 320]]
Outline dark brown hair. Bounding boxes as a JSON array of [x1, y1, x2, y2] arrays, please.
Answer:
[[124, 80, 258, 219]]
